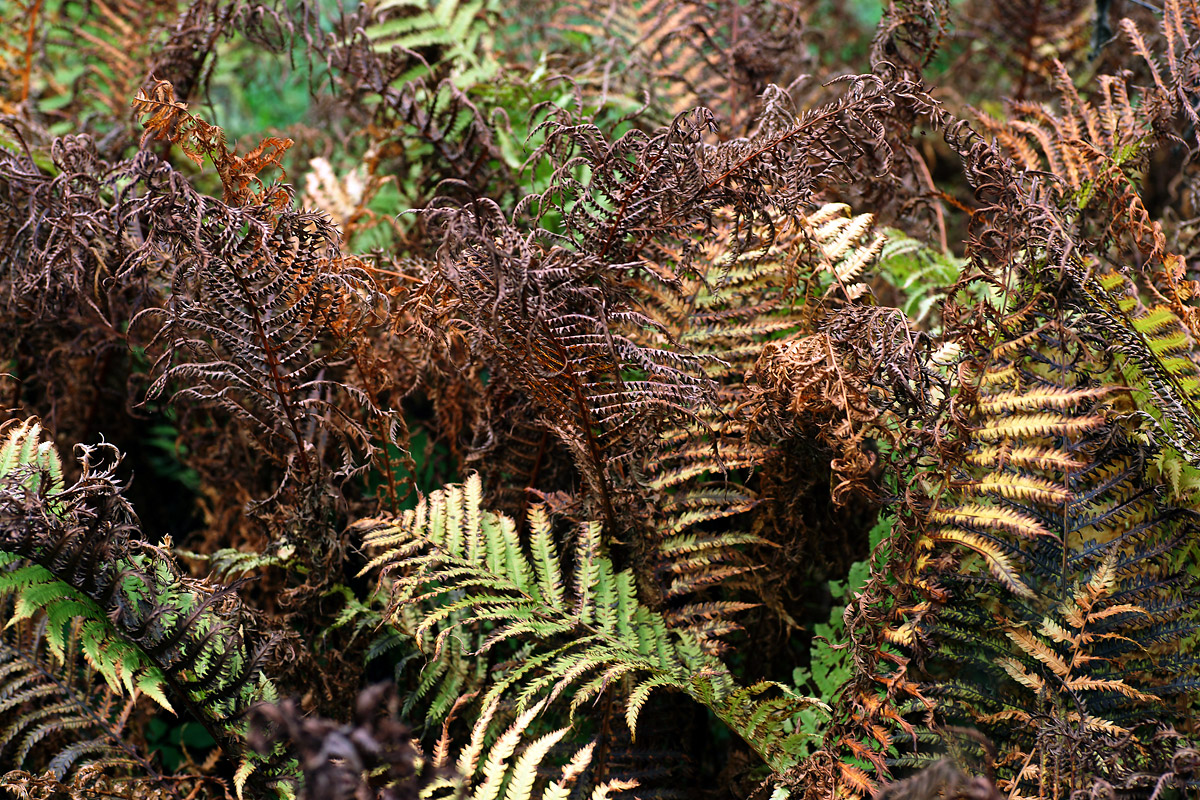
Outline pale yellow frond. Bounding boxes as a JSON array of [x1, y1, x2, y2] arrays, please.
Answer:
[[558, 741, 595, 787], [1062, 677, 1156, 703], [978, 386, 1107, 414], [806, 202, 852, 229], [832, 232, 885, 284], [930, 505, 1052, 539], [818, 213, 873, 259], [999, 657, 1046, 692], [975, 413, 1105, 441], [1039, 614, 1077, 646], [929, 528, 1032, 597], [1005, 628, 1070, 678], [472, 700, 548, 800], [501, 727, 571, 800], [589, 779, 640, 800], [967, 445, 1085, 472], [965, 473, 1070, 504], [979, 363, 1018, 387], [1085, 555, 1117, 596], [457, 697, 501, 779]]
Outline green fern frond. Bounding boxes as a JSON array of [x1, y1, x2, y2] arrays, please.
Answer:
[[0, 555, 171, 712], [366, 0, 499, 88], [0, 418, 63, 505], [0, 606, 167, 782], [357, 474, 826, 775], [0, 421, 294, 796], [877, 230, 967, 327]]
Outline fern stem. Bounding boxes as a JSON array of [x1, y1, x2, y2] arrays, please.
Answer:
[[226, 267, 313, 481], [19, 0, 42, 105], [562, 348, 617, 535]]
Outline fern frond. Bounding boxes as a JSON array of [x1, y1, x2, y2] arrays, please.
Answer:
[[0, 421, 294, 795], [365, 0, 499, 88], [123, 81, 404, 498], [808, 203, 886, 302], [914, 312, 1200, 797], [0, 608, 165, 782], [358, 475, 825, 776]]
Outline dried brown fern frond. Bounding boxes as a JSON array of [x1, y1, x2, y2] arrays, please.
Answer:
[[519, 78, 897, 288], [540, 0, 817, 132], [0, 766, 217, 800], [750, 305, 939, 504], [419, 199, 716, 536], [321, 20, 516, 220], [134, 79, 293, 207], [973, 64, 1179, 310], [966, 4, 1200, 326], [136, 199, 391, 492], [871, 0, 951, 73]]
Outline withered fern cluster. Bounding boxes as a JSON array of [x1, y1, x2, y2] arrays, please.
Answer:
[[4, 1, 1200, 799]]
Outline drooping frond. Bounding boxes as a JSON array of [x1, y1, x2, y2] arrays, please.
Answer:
[[1071, 268, 1200, 473], [0, 608, 168, 783], [133, 79, 293, 208], [0, 420, 293, 795]]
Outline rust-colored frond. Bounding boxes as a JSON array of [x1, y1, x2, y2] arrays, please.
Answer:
[[134, 79, 293, 207]]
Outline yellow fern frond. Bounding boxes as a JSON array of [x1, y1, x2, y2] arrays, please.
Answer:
[[965, 473, 1070, 504], [974, 412, 1105, 441], [1062, 678, 1156, 703], [966, 445, 1085, 472], [998, 657, 1046, 693], [977, 386, 1107, 414], [929, 528, 1031, 596], [930, 505, 1052, 539], [1004, 628, 1070, 678]]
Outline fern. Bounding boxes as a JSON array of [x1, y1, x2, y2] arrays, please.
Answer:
[[365, 0, 499, 88], [356, 474, 826, 780], [0, 420, 294, 796], [419, 698, 640, 800], [0, 420, 168, 708], [130, 87, 394, 491], [910, 315, 1200, 798], [1072, 268, 1200, 476], [0, 608, 166, 782]]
